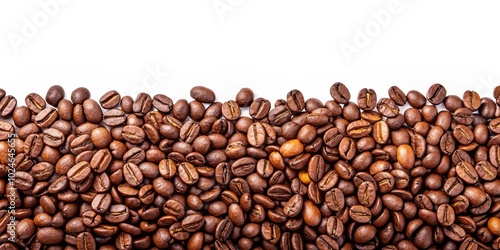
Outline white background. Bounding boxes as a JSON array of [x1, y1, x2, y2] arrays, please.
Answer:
[[1, 0, 500, 105]]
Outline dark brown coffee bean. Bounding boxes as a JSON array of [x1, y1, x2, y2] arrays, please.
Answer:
[[133, 93, 152, 117], [150, 93, 173, 113], [314, 170, 338, 195], [388, 86, 406, 106], [437, 204, 455, 226], [453, 124, 474, 145], [121, 162, 143, 187], [235, 87, 254, 107], [460, 237, 478, 250], [286, 89, 305, 113], [215, 218, 233, 241], [12, 106, 31, 128], [178, 162, 199, 185], [443, 177, 464, 197], [103, 109, 126, 126], [319, 129, 340, 151], [83, 99, 103, 123], [247, 122, 266, 147], [35, 107, 58, 128], [268, 105, 292, 125], [267, 184, 292, 201], [358, 181, 376, 207], [330, 82, 350, 104], [249, 97, 271, 120], [456, 161, 479, 184], [347, 119, 372, 138], [0, 95, 16, 117], [45, 85, 65, 107], [89, 149, 111, 174], [190, 86, 216, 103], [75, 232, 96, 250], [357, 88, 377, 111], [338, 137, 356, 160], [97, 90, 120, 109], [25, 93, 46, 114], [90, 193, 112, 214], [377, 98, 399, 118], [42, 128, 65, 148], [82, 210, 102, 227], [121, 125, 145, 144], [179, 120, 200, 144], [350, 205, 372, 223], [353, 224, 377, 244], [71, 87, 91, 104], [36, 227, 64, 245], [283, 193, 303, 218], [230, 157, 256, 177], [67, 161, 91, 182], [261, 221, 281, 244], [427, 83, 447, 104], [463, 90, 481, 111], [444, 224, 466, 242]]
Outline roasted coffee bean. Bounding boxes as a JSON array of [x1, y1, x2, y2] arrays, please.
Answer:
[[377, 98, 399, 117], [437, 204, 455, 226], [133, 93, 152, 117], [443, 177, 464, 197], [475, 160, 497, 181], [358, 88, 377, 111], [347, 119, 372, 138], [231, 157, 256, 177], [122, 125, 145, 144], [388, 86, 406, 105], [358, 181, 377, 207], [0, 95, 17, 117], [178, 162, 199, 185], [427, 83, 447, 105], [249, 97, 271, 120], [99, 90, 121, 109], [221, 100, 241, 120], [463, 90, 481, 111], [42, 127, 65, 147], [235, 87, 254, 107], [286, 89, 305, 113], [407, 90, 427, 109], [191, 86, 216, 103], [35, 107, 58, 127], [71, 87, 91, 104], [283, 194, 303, 218], [25, 93, 46, 114], [103, 109, 126, 126], [67, 161, 92, 182], [350, 205, 372, 223], [330, 82, 350, 104], [152, 93, 173, 113], [123, 162, 144, 186], [456, 161, 479, 184], [83, 99, 103, 123]]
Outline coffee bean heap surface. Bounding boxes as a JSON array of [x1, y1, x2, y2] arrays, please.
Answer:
[[2, 83, 500, 249]]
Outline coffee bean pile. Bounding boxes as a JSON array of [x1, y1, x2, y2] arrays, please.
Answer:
[[2, 83, 500, 249]]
